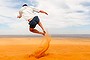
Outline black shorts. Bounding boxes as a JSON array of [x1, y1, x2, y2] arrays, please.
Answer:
[[29, 16, 40, 28]]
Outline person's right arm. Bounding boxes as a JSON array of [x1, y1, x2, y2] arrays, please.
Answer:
[[17, 11, 22, 18]]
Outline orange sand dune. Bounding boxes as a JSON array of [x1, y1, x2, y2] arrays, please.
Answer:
[[0, 37, 90, 60]]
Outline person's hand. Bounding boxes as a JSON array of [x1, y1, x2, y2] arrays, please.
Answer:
[[17, 16, 21, 18], [45, 12, 48, 15]]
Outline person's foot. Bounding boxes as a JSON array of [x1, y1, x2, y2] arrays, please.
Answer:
[[43, 31, 46, 35], [43, 31, 46, 34], [42, 31, 46, 36], [42, 33, 45, 36], [40, 30, 46, 36]]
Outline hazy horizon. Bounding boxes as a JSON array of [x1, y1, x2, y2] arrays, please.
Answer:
[[0, 34, 90, 38]]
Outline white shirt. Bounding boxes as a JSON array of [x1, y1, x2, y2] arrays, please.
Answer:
[[19, 6, 40, 21]]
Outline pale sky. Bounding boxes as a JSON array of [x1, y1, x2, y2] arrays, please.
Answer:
[[0, 0, 90, 35]]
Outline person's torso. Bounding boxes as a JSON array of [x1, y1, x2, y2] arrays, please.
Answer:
[[20, 6, 37, 21]]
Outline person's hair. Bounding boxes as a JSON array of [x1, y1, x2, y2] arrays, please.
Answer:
[[22, 4, 28, 7]]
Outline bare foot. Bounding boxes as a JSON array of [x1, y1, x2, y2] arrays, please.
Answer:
[[42, 32, 46, 36], [42, 31, 46, 36], [43, 31, 46, 34]]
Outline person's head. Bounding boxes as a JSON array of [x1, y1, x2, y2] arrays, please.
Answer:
[[22, 3, 28, 7]]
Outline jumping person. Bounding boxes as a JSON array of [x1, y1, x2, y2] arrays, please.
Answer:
[[17, 4, 48, 36]]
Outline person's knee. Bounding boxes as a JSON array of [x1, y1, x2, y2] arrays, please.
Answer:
[[30, 28, 34, 32]]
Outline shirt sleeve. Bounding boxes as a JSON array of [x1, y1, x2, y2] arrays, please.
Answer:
[[19, 7, 25, 12]]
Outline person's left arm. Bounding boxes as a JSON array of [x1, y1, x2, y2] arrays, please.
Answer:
[[39, 10, 48, 15], [32, 7, 48, 15]]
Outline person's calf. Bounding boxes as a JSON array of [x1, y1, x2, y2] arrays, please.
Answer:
[[30, 28, 45, 36]]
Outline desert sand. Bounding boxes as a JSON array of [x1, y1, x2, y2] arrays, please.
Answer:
[[0, 37, 90, 60]]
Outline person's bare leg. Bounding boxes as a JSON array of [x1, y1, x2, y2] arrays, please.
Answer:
[[29, 28, 45, 36], [38, 22, 46, 33]]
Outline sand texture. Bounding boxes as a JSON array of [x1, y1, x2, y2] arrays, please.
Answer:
[[0, 37, 90, 60]]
